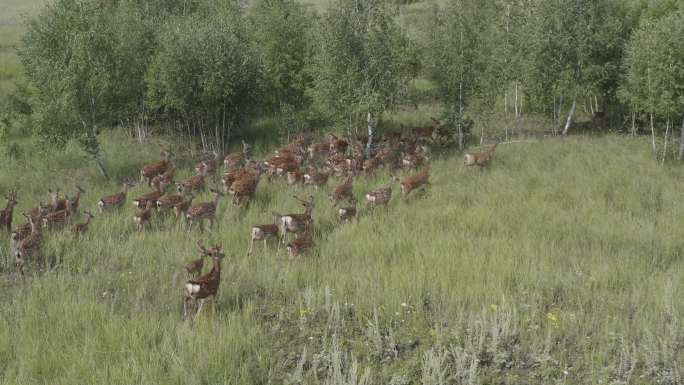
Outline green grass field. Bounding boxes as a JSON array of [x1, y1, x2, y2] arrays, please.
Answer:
[[0, 132, 682, 384]]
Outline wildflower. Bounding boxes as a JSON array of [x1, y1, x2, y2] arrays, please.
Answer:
[[546, 312, 560, 328], [490, 304, 498, 312]]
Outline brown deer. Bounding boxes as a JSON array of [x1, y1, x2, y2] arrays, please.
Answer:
[[141, 148, 173, 186], [156, 192, 186, 212], [14, 213, 43, 275], [338, 198, 357, 222], [47, 189, 65, 212], [195, 150, 221, 175], [42, 208, 71, 230], [173, 194, 194, 222], [329, 176, 353, 207], [303, 168, 329, 190], [287, 220, 313, 262], [0, 190, 18, 233], [98, 181, 135, 213], [176, 163, 208, 195], [464, 143, 497, 168], [273, 195, 315, 244], [67, 186, 85, 215], [365, 176, 399, 208], [133, 176, 166, 209], [183, 245, 225, 320], [328, 134, 348, 154], [71, 211, 94, 235], [185, 189, 224, 230], [185, 240, 213, 277], [248, 213, 281, 255], [133, 201, 154, 231], [224, 141, 251, 171], [400, 166, 430, 197]]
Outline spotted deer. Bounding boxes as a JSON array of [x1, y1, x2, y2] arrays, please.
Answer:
[[365, 176, 399, 208], [0, 190, 18, 233], [14, 213, 43, 275], [98, 181, 135, 213], [133, 201, 154, 231], [176, 163, 208, 195], [400, 166, 430, 197], [42, 208, 71, 230], [303, 168, 329, 190], [329, 176, 353, 206], [338, 198, 357, 222], [195, 150, 221, 175], [185, 240, 213, 277], [464, 143, 497, 168], [67, 186, 85, 215], [287, 220, 313, 262], [141, 148, 173, 186], [183, 245, 225, 320], [273, 195, 315, 244], [185, 189, 224, 230], [173, 194, 194, 222], [71, 211, 94, 235], [133, 176, 166, 209], [224, 141, 251, 171], [248, 213, 281, 255]]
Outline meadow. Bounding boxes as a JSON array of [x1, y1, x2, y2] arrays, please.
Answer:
[[0, 131, 682, 384]]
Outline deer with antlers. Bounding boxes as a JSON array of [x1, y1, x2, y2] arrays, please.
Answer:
[[248, 213, 281, 255], [98, 181, 135, 213], [273, 195, 315, 244], [185, 189, 224, 231], [0, 190, 18, 233], [183, 244, 225, 320], [329, 176, 353, 207], [366, 176, 400, 208], [195, 150, 222, 175], [400, 166, 430, 197], [141, 148, 173, 186], [464, 143, 498, 168], [185, 240, 214, 277], [14, 213, 43, 275], [71, 211, 94, 235]]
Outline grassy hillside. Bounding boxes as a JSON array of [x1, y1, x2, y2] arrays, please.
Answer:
[[0, 133, 682, 384]]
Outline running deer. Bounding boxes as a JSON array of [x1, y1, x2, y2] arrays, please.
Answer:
[[0, 190, 18, 233], [176, 163, 208, 195], [273, 195, 315, 244], [133, 201, 154, 231], [14, 213, 43, 275], [400, 166, 430, 197], [185, 189, 224, 230], [287, 220, 313, 262], [71, 211, 94, 235], [185, 240, 213, 277], [464, 143, 498, 168], [248, 213, 281, 255], [98, 181, 135, 213], [329, 176, 353, 206], [338, 198, 357, 222], [365, 176, 400, 208], [183, 245, 225, 320], [141, 148, 173, 186]]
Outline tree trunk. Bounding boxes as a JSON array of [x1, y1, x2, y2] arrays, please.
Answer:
[[631, 112, 636, 136], [94, 146, 109, 180], [650, 112, 656, 155], [562, 98, 576, 136], [661, 118, 670, 164], [514, 82, 519, 119], [678, 116, 684, 160], [366, 111, 374, 159]]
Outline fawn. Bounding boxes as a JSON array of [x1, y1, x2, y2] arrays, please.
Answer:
[[14, 213, 43, 275], [0, 190, 18, 233], [287, 220, 313, 262], [71, 211, 94, 235], [98, 181, 135, 213], [273, 195, 315, 244], [366, 176, 400, 208], [183, 245, 225, 319], [185, 189, 224, 230]]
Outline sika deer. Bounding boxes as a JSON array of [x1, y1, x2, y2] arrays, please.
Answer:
[[156, 192, 185, 212], [14, 213, 43, 275], [185, 240, 213, 277], [224, 141, 251, 171], [464, 143, 497, 168], [71, 211, 94, 235], [248, 213, 281, 255], [176, 163, 208, 195], [185, 189, 224, 230], [173, 194, 194, 222], [47, 189, 64, 212], [273, 195, 315, 244], [400, 166, 430, 197], [42, 208, 71, 230], [365, 176, 399, 208], [141, 148, 173, 186], [303, 168, 329, 190], [287, 169, 305, 186], [0, 190, 18, 233], [133, 201, 154, 231], [329, 176, 353, 206], [183, 245, 225, 319], [98, 181, 135, 213], [338, 198, 357, 222], [287, 220, 313, 262], [133, 176, 166, 209], [195, 150, 221, 174]]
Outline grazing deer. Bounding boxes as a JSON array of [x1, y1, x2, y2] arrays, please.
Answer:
[[338, 198, 357, 222], [183, 245, 225, 320], [366, 176, 399, 208], [248, 213, 281, 255], [400, 166, 430, 197], [173, 194, 194, 222], [98, 181, 135, 213], [287, 220, 313, 262], [185, 240, 213, 277], [14, 213, 43, 275], [176, 163, 208, 195], [71, 211, 94, 235], [464, 143, 497, 168], [273, 195, 315, 244], [329, 176, 353, 206], [0, 190, 18, 233], [303, 168, 329, 190], [67, 186, 85, 215], [141, 148, 173, 186], [185, 189, 224, 230], [133, 201, 154, 231]]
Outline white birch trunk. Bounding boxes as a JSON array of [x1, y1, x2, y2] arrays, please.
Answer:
[[562, 98, 576, 136]]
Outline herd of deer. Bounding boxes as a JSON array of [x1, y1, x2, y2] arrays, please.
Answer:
[[1, 125, 498, 319]]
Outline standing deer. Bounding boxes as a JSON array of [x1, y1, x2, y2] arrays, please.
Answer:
[[141, 148, 173, 186], [0, 190, 18, 233], [273, 195, 315, 244], [14, 213, 43, 275], [248, 213, 281, 255], [98, 181, 135, 213], [183, 245, 225, 320], [464, 143, 497, 168], [71, 211, 94, 235], [185, 189, 224, 231], [365, 176, 399, 208]]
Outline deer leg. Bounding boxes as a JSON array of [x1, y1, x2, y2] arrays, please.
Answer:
[[248, 239, 254, 256], [196, 299, 205, 316]]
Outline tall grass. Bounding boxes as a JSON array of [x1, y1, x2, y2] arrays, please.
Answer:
[[0, 131, 682, 383]]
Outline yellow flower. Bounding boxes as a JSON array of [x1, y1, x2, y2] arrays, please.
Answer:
[[490, 304, 498, 312], [546, 312, 560, 328]]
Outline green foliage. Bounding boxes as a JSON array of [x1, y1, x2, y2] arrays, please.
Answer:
[[310, 0, 414, 130], [620, 10, 684, 119]]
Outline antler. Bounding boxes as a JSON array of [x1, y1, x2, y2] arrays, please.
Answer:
[[197, 240, 209, 255]]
